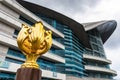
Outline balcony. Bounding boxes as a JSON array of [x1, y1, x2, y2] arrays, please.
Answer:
[[83, 54, 111, 64], [6, 51, 65, 64], [0, 61, 66, 80], [0, 10, 21, 30], [0, 0, 64, 38], [0, 34, 65, 63], [52, 39, 65, 49], [42, 52, 65, 63], [0, 33, 17, 49], [13, 35, 65, 49], [85, 65, 117, 76]]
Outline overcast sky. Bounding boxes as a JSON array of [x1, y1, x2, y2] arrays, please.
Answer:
[[26, 0, 120, 79]]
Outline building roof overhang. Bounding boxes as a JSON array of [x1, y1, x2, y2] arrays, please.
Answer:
[[17, 0, 117, 48], [82, 20, 117, 43]]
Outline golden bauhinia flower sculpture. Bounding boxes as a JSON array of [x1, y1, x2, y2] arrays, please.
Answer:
[[17, 21, 52, 69]]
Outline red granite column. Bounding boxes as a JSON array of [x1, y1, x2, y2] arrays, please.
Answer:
[[15, 68, 42, 80]]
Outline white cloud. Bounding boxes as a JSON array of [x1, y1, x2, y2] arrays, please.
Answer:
[[74, 0, 120, 23], [105, 47, 120, 80]]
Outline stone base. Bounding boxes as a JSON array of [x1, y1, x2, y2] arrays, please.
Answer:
[[16, 68, 42, 80]]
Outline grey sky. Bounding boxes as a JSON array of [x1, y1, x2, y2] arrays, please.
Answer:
[[25, 0, 120, 79], [25, 0, 101, 18], [104, 20, 120, 49]]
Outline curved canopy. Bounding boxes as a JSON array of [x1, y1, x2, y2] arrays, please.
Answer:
[[17, 0, 91, 49]]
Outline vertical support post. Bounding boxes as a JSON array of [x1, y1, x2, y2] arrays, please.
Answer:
[[16, 68, 42, 80]]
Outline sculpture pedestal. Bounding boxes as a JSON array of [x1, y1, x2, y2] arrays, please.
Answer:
[[16, 68, 42, 80]]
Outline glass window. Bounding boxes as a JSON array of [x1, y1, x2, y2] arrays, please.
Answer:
[[5, 57, 23, 64], [19, 15, 34, 25], [92, 44, 99, 51], [7, 48, 25, 59], [14, 30, 19, 35]]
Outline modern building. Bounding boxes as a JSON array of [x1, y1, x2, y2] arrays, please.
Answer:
[[0, 0, 117, 80]]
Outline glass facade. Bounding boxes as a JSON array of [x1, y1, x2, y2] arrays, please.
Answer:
[[64, 27, 85, 77], [19, 15, 34, 25], [85, 29, 112, 79], [91, 30, 105, 55], [35, 13, 86, 77], [86, 29, 106, 58]]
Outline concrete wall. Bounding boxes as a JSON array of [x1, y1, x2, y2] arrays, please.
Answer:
[[0, 22, 13, 60], [0, 44, 8, 60], [0, 1, 19, 61], [0, 22, 15, 37], [0, 2, 19, 19]]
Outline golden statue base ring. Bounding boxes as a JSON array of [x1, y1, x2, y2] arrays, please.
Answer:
[[21, 54, 40, 68], [21, 62, 39, 68]]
